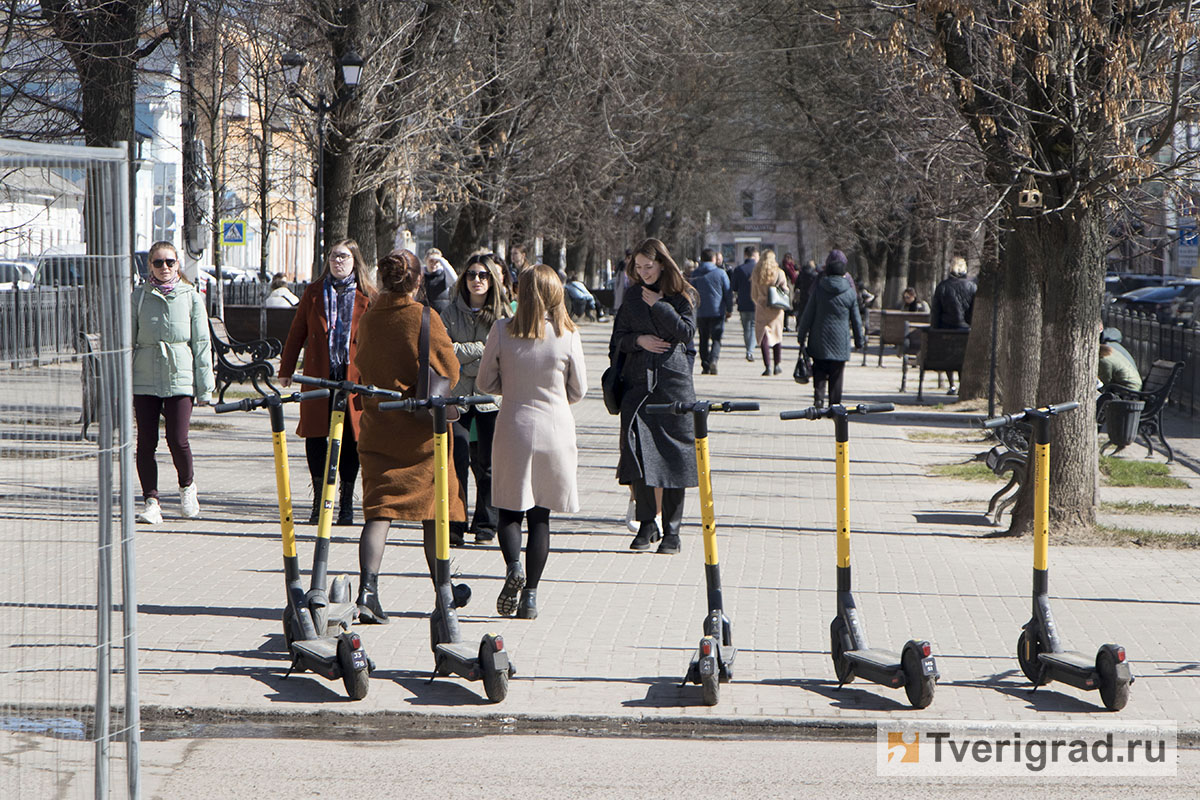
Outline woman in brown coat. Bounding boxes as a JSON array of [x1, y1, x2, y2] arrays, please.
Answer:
[[279, 238, 373, 524], [752, 249, 788, 376], [352, 249, 466, 623]]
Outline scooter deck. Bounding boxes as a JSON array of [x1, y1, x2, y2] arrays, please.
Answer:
[[1038, 649, 1098, 689], [846, 648, 902, 672], [292, 637, 338, 663]]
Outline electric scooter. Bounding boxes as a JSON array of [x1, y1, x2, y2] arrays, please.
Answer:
[[215, 390, 370, 700], [646, 400, 757, 706], [780, 402, 938, 708], [983, 401, 1133, 711]]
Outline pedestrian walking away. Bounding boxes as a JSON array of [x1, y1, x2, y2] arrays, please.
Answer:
[[443, 252, 511, 545], [279, 238, 374, 526], [477, 264, 588, 620], [930, 256, 976, 394], [794, 249, 864, 408], [689, 247, 732, 375], [610, 238, 699, 555], [351, 248, 466, 624], [751, 249, 789, 375], [132, 240, 215, 525], [730, 245, 760, 361]]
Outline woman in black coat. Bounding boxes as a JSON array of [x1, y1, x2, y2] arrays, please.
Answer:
[[795, 249, 864, 408], [609, 238, 698, 555]]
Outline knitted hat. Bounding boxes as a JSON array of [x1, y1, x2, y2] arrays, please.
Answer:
[[825, 249, 848, 275]]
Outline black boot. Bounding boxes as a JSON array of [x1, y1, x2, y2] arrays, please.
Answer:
[[517, 588, 538, 619], [657, 488, 684, 554], [307, 494, 320, 525], [629, 520, 660, 551], [337, 482, 355, 526], [356, 572, 388, 624]]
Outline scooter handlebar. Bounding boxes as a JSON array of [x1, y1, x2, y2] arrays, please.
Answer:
[[852, 402, 895, 414], [214, 398, 256, 414], [982, 400, 1079, 429], [779, 407, 822, 421], [378, 394, 497, 412], [717, 401, 760, 412], [646, 400, 759, 415], [213, 389, 328, 414]]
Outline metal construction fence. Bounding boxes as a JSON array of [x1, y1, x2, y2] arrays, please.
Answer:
[[1102, 305, 1199, 417], [0, 138, 139, 798]]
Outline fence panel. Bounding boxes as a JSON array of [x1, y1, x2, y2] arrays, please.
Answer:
[[0, 138, 138, 798], [1102, 305, 1198, 416]]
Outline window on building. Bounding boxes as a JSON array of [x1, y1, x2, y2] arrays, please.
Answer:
[[741, 190, 754, 218]]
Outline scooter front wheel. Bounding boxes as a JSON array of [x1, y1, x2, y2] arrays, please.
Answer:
[[700, 670, 720, 706], [1017, 630, 1047, 686], [830, 618, 855, 684], [901, 647, 935, 709], [1096, 648, 1130, 712], [338, 637, 369, 701]]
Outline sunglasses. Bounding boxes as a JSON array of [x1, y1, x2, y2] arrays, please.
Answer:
[[465, 270, 490, 280], [151, 258, 177, 268]]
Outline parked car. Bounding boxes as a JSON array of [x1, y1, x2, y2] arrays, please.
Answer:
[[1114, 279, 1200, 321], [1105, 272, 1171, 297], [0, 260, 35, 291], [34, 254, 96, 286]]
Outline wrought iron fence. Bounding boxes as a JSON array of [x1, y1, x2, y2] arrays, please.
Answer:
[[1102, 305, 1198, 416]]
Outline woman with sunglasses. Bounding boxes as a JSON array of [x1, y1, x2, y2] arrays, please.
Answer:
[[441, 252, 511, 544], [132, 241, 214, 525], [279, 239, 375, 525]]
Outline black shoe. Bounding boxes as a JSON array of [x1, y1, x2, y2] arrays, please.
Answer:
[[473, 527, 496, 544], [307, 496, 320, 525], [745, 354, 755, 362], [629, 520, 660, 551], [496, 562, 525, 617], [449, 522, 467, 548], [700, 363, 710, 374], [356, 572, 389, 624], [657, 533, 681, 554], [452, 582, 472, 610], [709, 364, 718, 375], [336, 507, 354, 526], [762, 368, 771, 376], [517, 588, 538, 620], [773, 364, 782, 375]]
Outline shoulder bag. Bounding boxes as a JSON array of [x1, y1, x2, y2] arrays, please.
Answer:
[[768, 285, 793, 311], [416, 305, 460, 422], [601, 349, 626, 415]]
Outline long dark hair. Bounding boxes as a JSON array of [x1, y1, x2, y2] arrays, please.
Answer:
[[625, 238, 696, 306], [452, 252, 510, 326]]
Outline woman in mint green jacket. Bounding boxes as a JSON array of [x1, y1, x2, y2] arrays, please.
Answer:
[[131, 241, 215, 525]]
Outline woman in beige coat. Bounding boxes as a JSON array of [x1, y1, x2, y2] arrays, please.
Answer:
[[752, 249, 789, 375], [477, 264, 587, 620]]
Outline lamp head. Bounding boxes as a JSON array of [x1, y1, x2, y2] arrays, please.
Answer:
[[280, 52, 306, 94], [339, 50, 364, 88]]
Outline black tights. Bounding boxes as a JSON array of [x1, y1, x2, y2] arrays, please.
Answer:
[[760, 336, 781, 369], [497, 506, 551, 589], [359, 518, 439, 585]]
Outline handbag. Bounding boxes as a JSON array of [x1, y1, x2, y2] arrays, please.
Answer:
[[415, 305, 460, 422], [601, 350, 626, 415], [768, 285, 793, 311], [793, 347, 811, 384]]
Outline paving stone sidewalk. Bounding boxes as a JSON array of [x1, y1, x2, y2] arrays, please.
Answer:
[[10, 322, 1199, 733]]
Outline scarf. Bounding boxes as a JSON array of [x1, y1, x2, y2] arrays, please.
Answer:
[[324, 273, 357, 372], [148, 272, 177, 295]]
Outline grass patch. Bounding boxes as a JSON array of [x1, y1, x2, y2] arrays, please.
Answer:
[[189, 419, 235, 432], [908, 431, 989, 444], [1091, 524, 1200, 549], [930, 462, 1000, 481], [1099, 456, 1188, 488], [1100, 501, 1198, 516]]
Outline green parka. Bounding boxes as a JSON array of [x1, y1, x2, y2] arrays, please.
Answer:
[[131, 283, 215, 401]]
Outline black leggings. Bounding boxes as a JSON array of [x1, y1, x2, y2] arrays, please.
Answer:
[[812, 358, 847, 405], [133, 394, 194, 500], [304, 423, 359, 497], [497, 506, 551, 589], [451, 408, 498, 533]]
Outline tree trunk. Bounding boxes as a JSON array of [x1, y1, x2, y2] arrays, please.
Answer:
[[958, 222, 1001, 401], [347, 188, 377, 266], [375, 184, 399, 259]]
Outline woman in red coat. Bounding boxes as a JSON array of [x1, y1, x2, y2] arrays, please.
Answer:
[[279, 239, 374, 525]]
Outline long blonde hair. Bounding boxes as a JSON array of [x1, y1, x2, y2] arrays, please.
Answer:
[[511, 264, 576, 339], [752, 249, 780, 287]]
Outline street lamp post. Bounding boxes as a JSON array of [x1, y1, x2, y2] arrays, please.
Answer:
[[280, 49, 364, 278]]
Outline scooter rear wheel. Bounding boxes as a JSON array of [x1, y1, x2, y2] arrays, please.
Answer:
[[1096, 648, 1130, 711], [338, 637, 369, 700], [700, 670, 720, 706], [479, 640, 509, 703], [1017, 630, 1047, 685], [830, 618, 855, 684], [901, 647, 935, 709]]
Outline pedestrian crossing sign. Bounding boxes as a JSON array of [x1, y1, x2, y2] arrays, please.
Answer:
[[221, 220, 246, 246]]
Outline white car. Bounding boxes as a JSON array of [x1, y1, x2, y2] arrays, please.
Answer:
[[0, 260, 35, 290]]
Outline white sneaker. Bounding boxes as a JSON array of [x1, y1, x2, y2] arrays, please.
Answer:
[[136, 497, 163, 525], [625, 499, 639, 533], [179, 483, 200, 519]]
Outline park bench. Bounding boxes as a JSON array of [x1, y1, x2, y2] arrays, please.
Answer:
[[876, 309, 930, 366], [910, 327, 969, 400], [208, 316, 281, 403], [977, 420, 1030, 526], [1097, 359, 1186, 462]]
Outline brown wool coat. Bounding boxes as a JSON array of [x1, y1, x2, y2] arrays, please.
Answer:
[[278, 279, 370, 438], [353, 293, 465, 522]]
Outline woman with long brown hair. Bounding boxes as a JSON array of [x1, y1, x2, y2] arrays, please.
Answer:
[[608, 238, 698, 555], [279, 238, 374, 525], [751, 249, 788, 375], [442, 252, 511, 544], [476, 264, 587, 619]]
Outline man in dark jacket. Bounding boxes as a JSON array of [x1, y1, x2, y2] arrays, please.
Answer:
[[930, 256, 976, 394], [689, 248, 733, 374], [795, 250, 865, 408], [730, 245, 759, 361]]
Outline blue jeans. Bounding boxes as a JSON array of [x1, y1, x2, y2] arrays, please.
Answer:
[[697, 316, 725, 369], [739, 310, 755, 358]]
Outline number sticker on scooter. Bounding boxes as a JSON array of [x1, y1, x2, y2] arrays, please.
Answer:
[[350, 648, 367, 671]]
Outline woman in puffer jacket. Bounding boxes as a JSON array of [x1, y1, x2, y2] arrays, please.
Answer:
[[131, 240, 214, 525], [794, 249, 864, 408]]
